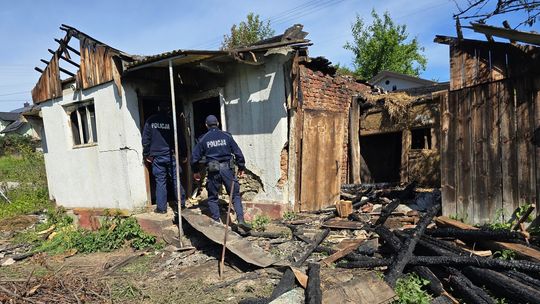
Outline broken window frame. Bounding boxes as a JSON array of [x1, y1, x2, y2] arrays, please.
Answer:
[[410, 127, 433, 150], [64, 100, 98, 147]]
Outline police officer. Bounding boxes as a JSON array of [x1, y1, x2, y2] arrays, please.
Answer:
[[191, 115, 250, 229], [142, 101, 187, 215]]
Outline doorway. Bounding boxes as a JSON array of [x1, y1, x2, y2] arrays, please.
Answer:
[[192, 96, 221, 140], [360, 132, 402, 183], [139, 96, 189, 206]]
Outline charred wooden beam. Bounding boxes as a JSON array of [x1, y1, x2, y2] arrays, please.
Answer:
[[268, 269, 297, 301], [305, 263, 322, 304], [512, 205, 535, 231], [34, 67, 44, 73], [48, 49, 80, 68], [374, 199, 400, 226], [445, 267, 495, 304], [59, 67, 75, 77], [425, 227, 526, 243], [55, 38, 81, 56], [411, 266, 445, 296], [293, 229, 330, 267], [375, 226, 402, 253], [504, 270, 540, 288], [385, 203, 441, 286], [344, 255, 540, 273], [40, 59, 49, 65], [463, 267, 540, 304]]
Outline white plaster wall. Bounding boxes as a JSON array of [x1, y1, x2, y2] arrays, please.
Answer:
[[223, 55, 290, 203], [374, 77, 430, 91], [40, 82, 146, 210]]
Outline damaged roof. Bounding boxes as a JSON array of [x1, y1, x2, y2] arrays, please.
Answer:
[[0, 112, 20, 122], [0, 119, 24, 134]]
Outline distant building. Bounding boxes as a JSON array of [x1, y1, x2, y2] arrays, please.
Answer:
[[0, 103, 42, 139], [370, 70, 437, 92]]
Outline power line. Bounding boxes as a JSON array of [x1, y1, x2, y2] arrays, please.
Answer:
[[0, 91, 29, 97]]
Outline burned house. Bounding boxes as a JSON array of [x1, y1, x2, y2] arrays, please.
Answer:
[[436, 24, 540, 224], [30, 24, 369, 216], [355, 84, 448, 187]]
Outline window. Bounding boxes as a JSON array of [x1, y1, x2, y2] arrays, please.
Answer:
[[66, 101, 97, 146], [411, 128, 432, 150]]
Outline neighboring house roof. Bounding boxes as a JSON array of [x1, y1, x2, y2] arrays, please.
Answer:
[[0, 112, 20, 122], [10, 103, 33, 114], [0, 119, 24, 134], [369, 71, 436, 86]]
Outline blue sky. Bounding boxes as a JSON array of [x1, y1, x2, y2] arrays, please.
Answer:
[[0, 0, 537, 111]]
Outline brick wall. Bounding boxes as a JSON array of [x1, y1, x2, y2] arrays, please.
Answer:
[[299, 65, 370, 183]]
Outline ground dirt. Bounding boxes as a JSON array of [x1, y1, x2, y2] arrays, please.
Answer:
[[0, 246, 276, 303]]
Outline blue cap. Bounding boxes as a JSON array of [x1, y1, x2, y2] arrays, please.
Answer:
[[205, 115, 219, 126]]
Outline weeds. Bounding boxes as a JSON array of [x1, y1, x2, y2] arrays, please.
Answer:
[[493, 249, 516, 260], [283, 211, 297, 221], [251, 215, 270, 231], [15, 209, 159, 254], [394, 273, 432, 304]]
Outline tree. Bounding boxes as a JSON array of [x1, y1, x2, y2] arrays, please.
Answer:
[[221, 13, 275, 50], [454, 0, 540, 27], [344, 10, 427, 80]]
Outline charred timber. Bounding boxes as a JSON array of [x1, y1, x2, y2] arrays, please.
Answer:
[[445, 267, 495, 304], [411, 266, 445, 296], [268, 268, 297, 301], [374, 226, 402, 253], [305, 263, 322, 304], [503, 270, 540, 289], [293, 229, 330, 267], [374, 199, 400, 226], [385, 204, 441, 286], [462, 267, 540, 304], [54, 38, 81, 56], [381, 181, 417, 200], [345, 255, 540, 273], [425, 228, 526, 242]]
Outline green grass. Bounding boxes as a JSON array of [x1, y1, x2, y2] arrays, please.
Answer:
[[0, 155, 27, 181], [0, 145, 51, 219]]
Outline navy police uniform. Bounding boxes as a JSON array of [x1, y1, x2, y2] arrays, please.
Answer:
[[191, 115, 246, 222], [142, 106, 186, 213]]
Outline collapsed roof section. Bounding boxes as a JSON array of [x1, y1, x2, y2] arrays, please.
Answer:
[[31, 24, 311, 104], [31, 24, 139, 104]]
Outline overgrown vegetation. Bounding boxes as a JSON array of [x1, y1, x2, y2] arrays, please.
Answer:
[[282, 211, 297, 221], [0, 135, 51, 219], [493, 249, 516, 260], [393, 273, 432, 304], [16, 209, 159, 254], [251, 214, 270, 231]]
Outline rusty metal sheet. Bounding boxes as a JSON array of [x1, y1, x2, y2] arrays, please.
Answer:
[[182, 209, 278, 267], [299, 110, 345, 211]]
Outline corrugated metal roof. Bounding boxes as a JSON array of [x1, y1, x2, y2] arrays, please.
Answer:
[[125, 49, 227, 70], [0, 112, 20, 122], [0, 119, 24, 133]]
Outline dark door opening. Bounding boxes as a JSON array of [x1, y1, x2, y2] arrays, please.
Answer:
[[139, 96, 189, 206], [192, 96, 221, 140], [360, 132, 402, 183]]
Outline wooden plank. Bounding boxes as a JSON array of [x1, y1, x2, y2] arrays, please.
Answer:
[[320, 239, 365, 266], [500, 80, 520, 220], [323, 271, 396, 304], [400, 130, 410, 183], [454, 89, 466, 220], [349, 98, 361, 183], [463, 88, 475, 223], [515, 79, 536, 209], [435, 216, 540, 262], [487, 81, 503, 222], [535, 83, 540, 217], [441, 92, 457, 217], [321, 218, 364, 230], [472, 85, 489, 223], [300, 110, 345, 211]]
